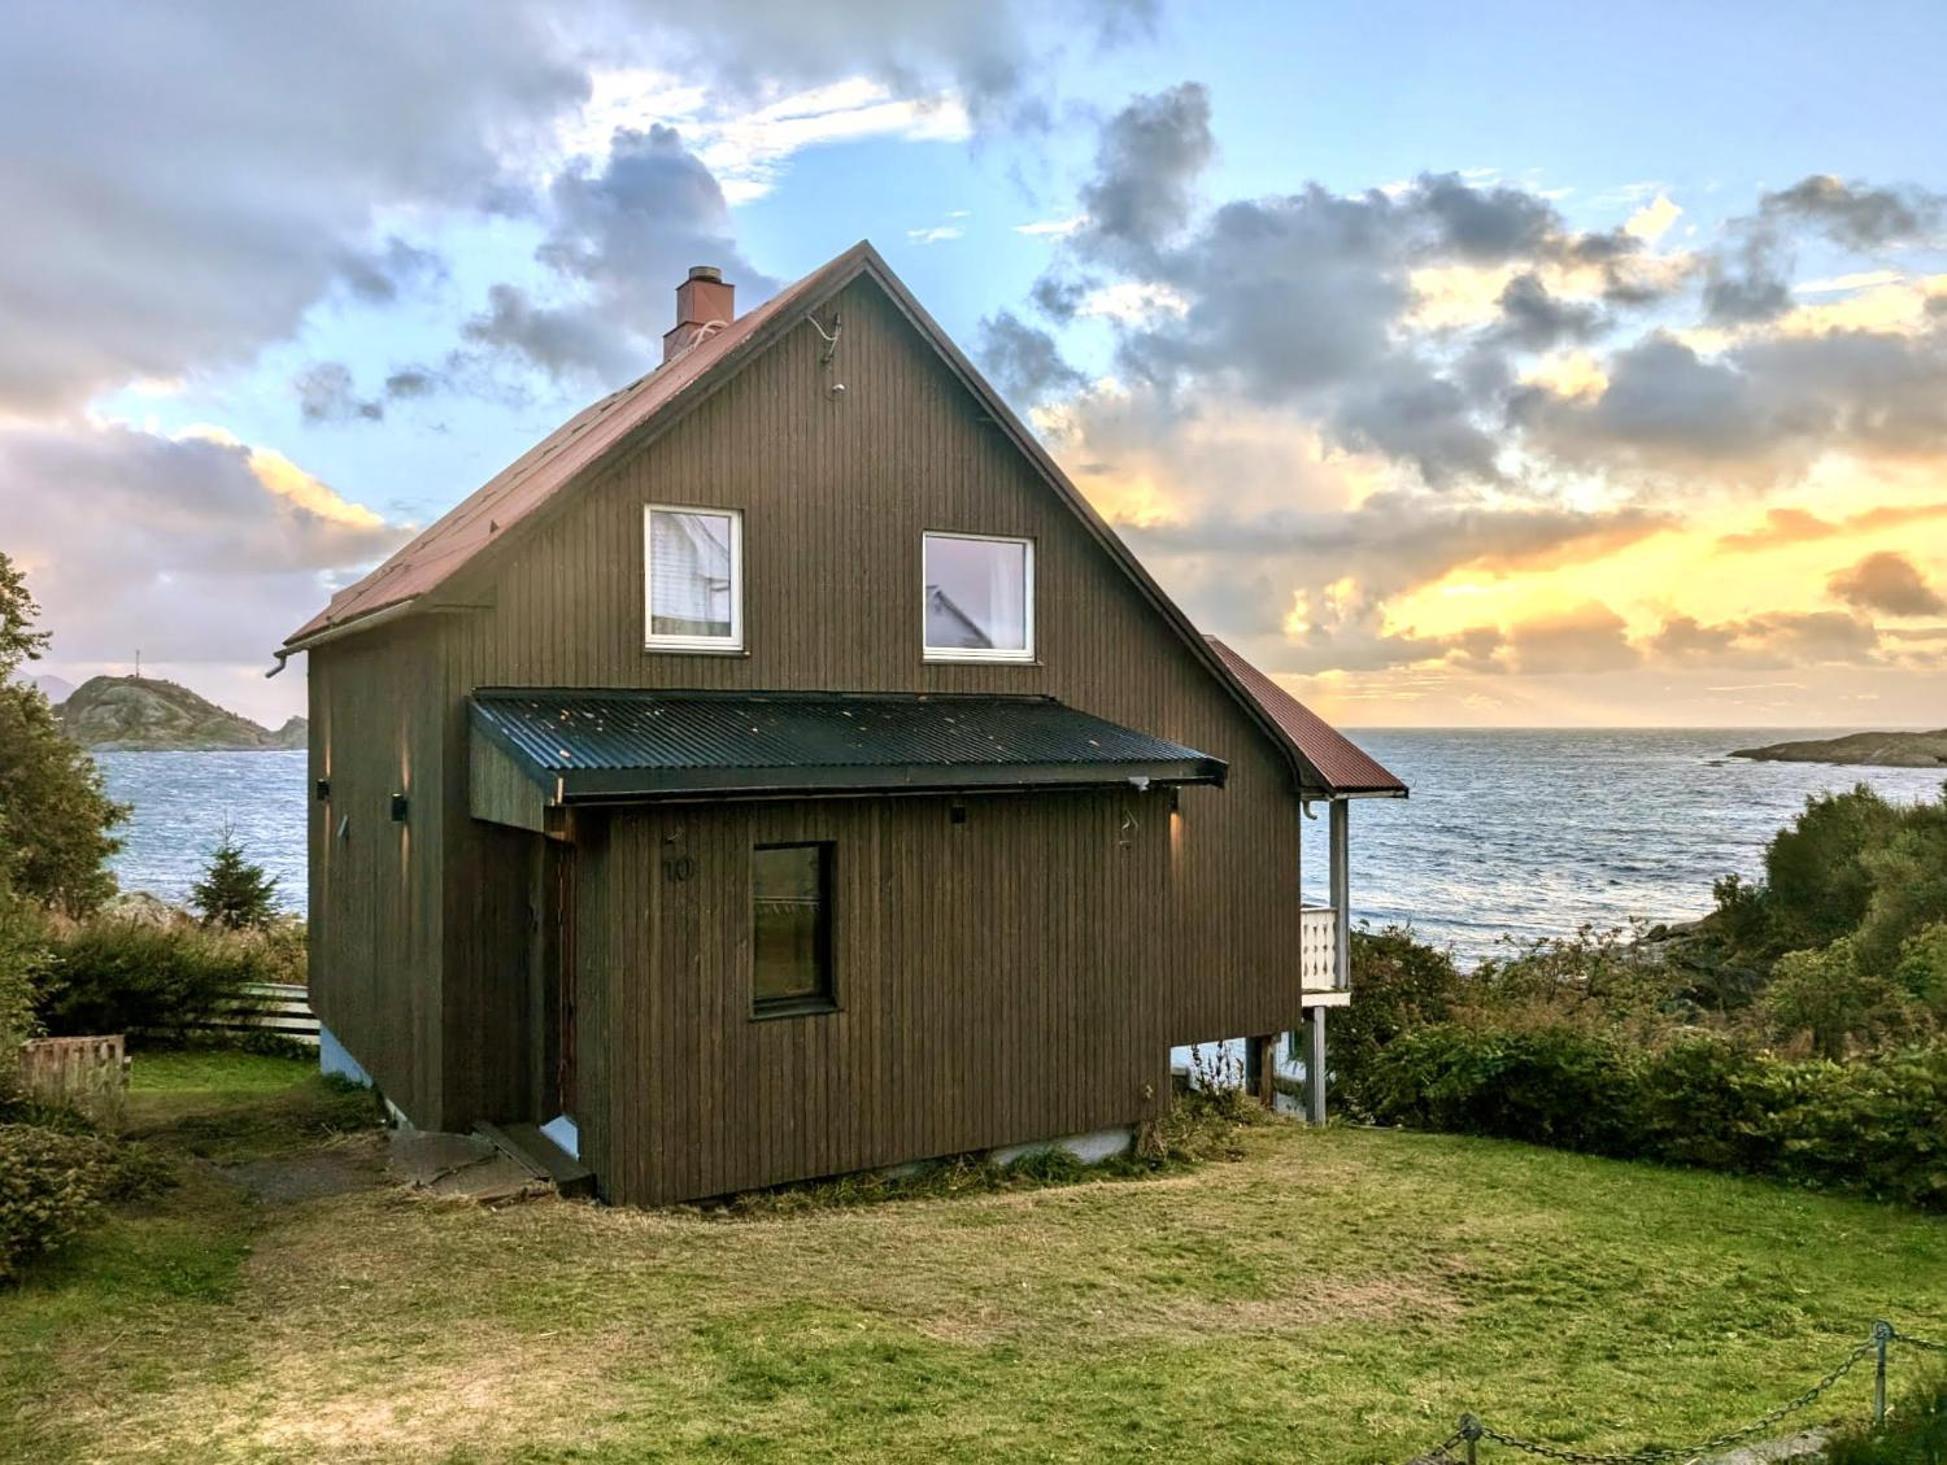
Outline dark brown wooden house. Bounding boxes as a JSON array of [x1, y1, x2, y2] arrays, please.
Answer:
[[282, 242, 1406, 1206]]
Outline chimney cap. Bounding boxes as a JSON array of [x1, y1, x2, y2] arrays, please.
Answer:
[[687, 265, 723, 283]]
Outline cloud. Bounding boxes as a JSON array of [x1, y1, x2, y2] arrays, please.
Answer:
[[0, 3, 1155, 413], [1516, 327, 1947, 485], [0, 5, 591, 414], [976, 312, 1087, 406], [1076, 81, 1214, 254], [294, 363, 384, 425], [607, 0, 1157, 133], [463, 125, 773, 384], [1016, 215, 1086, 237], [1503, 602, 1640, 674], [1760, 174, 1944, 249], [1716, 501, 1947, 551], [1623, 193, 1681, 244], [1697, 175, 1945, 331], [1827, 550, 1946, 616], [1650, 609, 1885, 668], [1033, 90, 1690, 490], [1491, 271, 1605, 350], [0, 422, 411, 665], [568, 75, 973, 206]]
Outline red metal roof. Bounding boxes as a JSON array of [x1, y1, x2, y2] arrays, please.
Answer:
[[285, 244, 872, 647], [1203, 637, 1407, 797]]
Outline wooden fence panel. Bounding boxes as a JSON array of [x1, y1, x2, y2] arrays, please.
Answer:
[[17, 1036, 129, 1128]]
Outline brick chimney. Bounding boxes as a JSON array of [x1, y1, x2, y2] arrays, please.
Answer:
[[662, 265, 735, 363]]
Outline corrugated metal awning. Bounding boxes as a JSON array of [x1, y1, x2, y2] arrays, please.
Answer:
[[469, 689, 1227, 803]]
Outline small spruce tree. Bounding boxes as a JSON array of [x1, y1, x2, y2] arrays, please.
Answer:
[[190, 823, 279, 930]]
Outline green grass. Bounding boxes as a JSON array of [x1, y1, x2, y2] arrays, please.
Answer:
[[4, 1057, 1946, 1463], [130, 1047, 322, 1095]]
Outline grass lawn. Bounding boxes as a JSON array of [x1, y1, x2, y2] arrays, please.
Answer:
[[4, 1051, 1946, 1463]]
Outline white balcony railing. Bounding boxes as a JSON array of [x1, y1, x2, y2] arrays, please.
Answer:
[[1300, 905, 1340, 995]]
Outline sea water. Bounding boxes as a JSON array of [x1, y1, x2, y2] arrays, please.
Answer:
[[98, 731, 1946, 967]]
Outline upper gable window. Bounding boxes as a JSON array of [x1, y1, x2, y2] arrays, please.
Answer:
[[645, 505, 743, 652], [923, 532, 1034, 663]]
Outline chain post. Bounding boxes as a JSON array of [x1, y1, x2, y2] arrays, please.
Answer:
[[1460, 1413, 1483, 1465], [1873, 1319, 1894, 1426]]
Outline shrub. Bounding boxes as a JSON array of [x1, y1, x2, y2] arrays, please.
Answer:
[[1332, 927, 1465, 1118], [0, 1122, 123, 1283], [37, 916, 270, 1041], [1896, 924, 1947, 1016], [1361, 1023, 1642, 1157], [1763, 937, 1925, 1060], [1360, 1024, 1947, 1210]]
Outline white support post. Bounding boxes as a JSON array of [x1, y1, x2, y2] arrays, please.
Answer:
[[1307, 1007, 1327, 1125], [1329, 797, 1350, 993]]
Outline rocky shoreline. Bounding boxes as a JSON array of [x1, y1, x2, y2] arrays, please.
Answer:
[[1731, 729, 1947, 769]]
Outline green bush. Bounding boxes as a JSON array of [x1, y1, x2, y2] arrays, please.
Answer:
[[0, 1122, 123, 1283], [36, 917, 271, 1041], [1763, 936, 1925, 1059], [1360, 1024, 1947, 1210], [1709, 785, 1947, 995], [1331, 927, 1465, 1119]]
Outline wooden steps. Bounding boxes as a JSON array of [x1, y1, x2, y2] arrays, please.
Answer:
[[473, 1121, 596, 1199]]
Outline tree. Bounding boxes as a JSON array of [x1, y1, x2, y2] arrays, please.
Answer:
[[0, 553, 50, 675], [0, 820, 49, 1083], [0, 552, 127, 914], [189, 823, 279, 929]]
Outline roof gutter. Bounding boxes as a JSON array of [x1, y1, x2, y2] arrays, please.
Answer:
[[267, 597, 418, 675]]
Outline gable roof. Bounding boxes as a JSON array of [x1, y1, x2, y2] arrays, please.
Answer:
[[1204, 638, 1407, 798], [281, 238, 1385, 802], [283, 244, 868, 648]]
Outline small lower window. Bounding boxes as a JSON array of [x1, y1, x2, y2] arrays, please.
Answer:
[[752, 842, 834, 1015]]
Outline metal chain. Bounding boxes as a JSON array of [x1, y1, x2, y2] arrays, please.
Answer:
[[1893, 1328, 1947, 1353], [1421, 1426, 1468, 1461], [1413, 1331, 1897, 1465]]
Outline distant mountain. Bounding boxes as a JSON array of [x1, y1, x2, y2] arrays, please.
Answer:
[[53, 675, 307, 752], [29, 672, 75, 703], [1731, 729, 1947, 768]]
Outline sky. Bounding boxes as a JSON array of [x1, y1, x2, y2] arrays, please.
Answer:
[[3, 0, 1945, 729]]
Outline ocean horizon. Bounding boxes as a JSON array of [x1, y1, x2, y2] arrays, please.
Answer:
[[97, 727, 1946, 969]]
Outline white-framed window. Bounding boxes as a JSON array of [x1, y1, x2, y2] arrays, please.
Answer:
[[922, 531, 1034, 663], [644, 504, 743, 652]]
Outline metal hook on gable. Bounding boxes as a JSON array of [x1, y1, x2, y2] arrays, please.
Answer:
[[806, 311, 846, 397]]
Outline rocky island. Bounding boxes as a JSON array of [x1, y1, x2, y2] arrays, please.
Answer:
[[53, 675, 307, 752], [1731, 729, 1947, 768]]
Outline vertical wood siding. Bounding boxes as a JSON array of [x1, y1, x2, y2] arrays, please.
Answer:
[[311, 272, 1302, 1184], [577, 792, 1179, 1205], [308, 621, 446, 1126]]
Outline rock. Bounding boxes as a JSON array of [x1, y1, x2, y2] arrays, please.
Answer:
[[1731, 729, 1947, 768], [98, 891, 193, 927], [54, 674, 308, 752]]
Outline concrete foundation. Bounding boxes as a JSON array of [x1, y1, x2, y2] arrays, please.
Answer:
[[990, 1125, 1134, 1167]]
